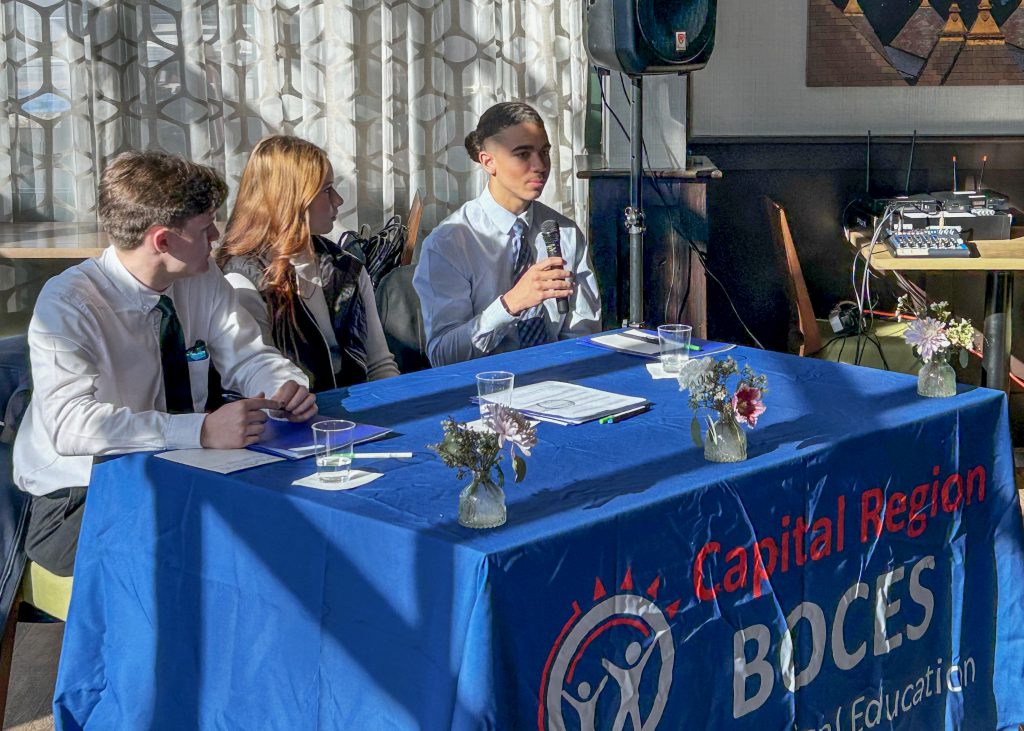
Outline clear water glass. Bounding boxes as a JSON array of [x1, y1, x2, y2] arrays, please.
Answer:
[[312, 419, 356, 484], [658, 324, 693, 373], [476, 371, 515, 428]]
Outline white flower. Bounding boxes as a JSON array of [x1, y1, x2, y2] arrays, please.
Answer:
[[677, 358, 714, 392], [905, 317, 950, 362], [490, 405, 537, 456], [945, 318, 974, 351]]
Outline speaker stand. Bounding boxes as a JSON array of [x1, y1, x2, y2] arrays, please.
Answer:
[[626, 75, 646, 328]]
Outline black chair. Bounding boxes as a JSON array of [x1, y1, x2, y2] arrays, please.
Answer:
[[375, 265, 430, 373], [0, 335, 73, 721], [0, 335, 31, 718]]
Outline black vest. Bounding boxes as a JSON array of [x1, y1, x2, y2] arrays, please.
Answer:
[[221, 236, 369, 392]]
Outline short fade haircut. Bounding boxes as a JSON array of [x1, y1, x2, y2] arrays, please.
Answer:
[[98, 151, 228, 250]]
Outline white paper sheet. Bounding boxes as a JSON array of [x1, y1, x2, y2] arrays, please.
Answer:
[[291, 469, 382, 491], [646, 362, 679, 380], [155, 448, 283, 474], [590, 329, 661, 356], [464, 417, 540, 433], [508, 381, 648, 424]]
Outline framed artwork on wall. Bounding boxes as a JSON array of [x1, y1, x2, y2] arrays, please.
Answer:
[[807, 0, 1024, 86]]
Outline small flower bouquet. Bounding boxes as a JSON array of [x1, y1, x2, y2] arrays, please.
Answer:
[[430, 405, 537, 528], [680, 357, 768, 462], [895, 295, 974, 398], [895, 295, 974, 369]]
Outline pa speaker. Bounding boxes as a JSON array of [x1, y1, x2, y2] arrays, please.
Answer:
[[584, 0, 716, 75]]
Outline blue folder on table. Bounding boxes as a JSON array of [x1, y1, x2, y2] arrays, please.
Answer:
[[248, 416, 391, 459]]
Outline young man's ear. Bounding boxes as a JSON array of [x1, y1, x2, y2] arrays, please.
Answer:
[[478, 148, 497, 177], [145, 225, 172, 255]]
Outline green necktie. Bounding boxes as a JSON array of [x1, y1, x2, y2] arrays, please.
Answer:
[[155, 295, 194, 414]]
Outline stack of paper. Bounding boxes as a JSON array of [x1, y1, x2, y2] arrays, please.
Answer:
[[589, 329, 661, 356], [492, 381, 649, 425], [583, 329, 735, 359], [248, 416, 391, 459], [156, 448, 283, 474]]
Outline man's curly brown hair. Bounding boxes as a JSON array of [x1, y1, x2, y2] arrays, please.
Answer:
[[98, 151, 228, 251]]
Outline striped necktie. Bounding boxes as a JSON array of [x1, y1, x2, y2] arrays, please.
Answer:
[[510, 219, 548, 348], [155, 295, 194, 414]]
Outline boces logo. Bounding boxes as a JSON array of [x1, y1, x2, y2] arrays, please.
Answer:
[[538, 568, 680, 731]]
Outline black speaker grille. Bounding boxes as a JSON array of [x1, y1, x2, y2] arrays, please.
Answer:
[[638, 0, 714, 63]]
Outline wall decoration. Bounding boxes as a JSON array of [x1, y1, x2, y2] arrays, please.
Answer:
[[807, 0, 1024, 86]]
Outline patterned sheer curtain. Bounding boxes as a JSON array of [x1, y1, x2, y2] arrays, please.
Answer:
[[0, 0, 588, 231]]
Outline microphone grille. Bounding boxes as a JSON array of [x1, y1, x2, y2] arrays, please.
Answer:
[[540, 219, 558, 239]]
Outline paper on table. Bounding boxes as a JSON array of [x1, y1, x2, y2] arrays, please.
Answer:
[[291, 469, 382, 491], [464, 417, 540, 433], [583, 329, 736, 360], [590, 329, 661, 357], [507, 381, 648, 424], [646, 362, 679, 380], [155, 448, 283, 474]]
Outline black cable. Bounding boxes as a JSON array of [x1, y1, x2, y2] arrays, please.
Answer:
[[866, 331, 890, 370], [805, 334, 844, 359], [600, 70, 765, 348], [809, 330, 889, 370], [595, 67, 631, 145]]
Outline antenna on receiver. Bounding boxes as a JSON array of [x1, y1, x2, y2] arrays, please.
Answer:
[[979, 154, 988, 192], [952, 155, 958, 192], [865, 130, 872, 194], [904, 130, 917, 195]]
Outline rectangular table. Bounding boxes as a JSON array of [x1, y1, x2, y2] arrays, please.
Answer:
[[53, 339, 1024, 730], [0, 223, 108, 259], [848, 228, 1024, 391]]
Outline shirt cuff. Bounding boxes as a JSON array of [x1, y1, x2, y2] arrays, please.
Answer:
[[165, 413, 207, 449], [480, 297, 518, 333]]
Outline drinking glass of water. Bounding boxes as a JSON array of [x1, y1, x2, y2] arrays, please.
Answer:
[[312, 420, 356, 484], [476, 371, 515, 429], [657, 324, 693, 373]]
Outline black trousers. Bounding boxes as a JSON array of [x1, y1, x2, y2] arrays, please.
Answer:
[[24, 487, 87, 577]]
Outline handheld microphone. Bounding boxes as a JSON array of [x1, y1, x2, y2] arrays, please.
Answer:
[[540, 219, 569, 315]]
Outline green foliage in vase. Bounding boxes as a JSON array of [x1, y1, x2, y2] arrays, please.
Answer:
[[429, 406, 538, 485]]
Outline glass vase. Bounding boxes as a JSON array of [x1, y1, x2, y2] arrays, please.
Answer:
[[704, 411, 748, 463], [917, 356, 956, 398], [458, 470, 507, 529]]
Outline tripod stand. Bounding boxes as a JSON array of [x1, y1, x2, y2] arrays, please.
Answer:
[[625, 75, 646, 328]]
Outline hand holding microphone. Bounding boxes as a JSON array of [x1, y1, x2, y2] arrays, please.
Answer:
[[503, 219, 574, 315], [541, 219, 570, 315]]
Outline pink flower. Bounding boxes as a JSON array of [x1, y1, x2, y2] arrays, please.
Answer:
[[732, 384, 766, 428]]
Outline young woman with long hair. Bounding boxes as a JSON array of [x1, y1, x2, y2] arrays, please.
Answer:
[[217, 135, 399, 390]]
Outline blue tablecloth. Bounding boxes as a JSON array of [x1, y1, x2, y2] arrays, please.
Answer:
[[53, 339, 1024, 730]]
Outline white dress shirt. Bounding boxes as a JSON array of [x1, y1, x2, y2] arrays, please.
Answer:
[[224, 251, 400, 382], [14, 246, 307, 497], [413, 187, 601, 366]]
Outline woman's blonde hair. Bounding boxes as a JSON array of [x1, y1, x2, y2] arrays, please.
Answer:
[[218, 135, 330, 332]]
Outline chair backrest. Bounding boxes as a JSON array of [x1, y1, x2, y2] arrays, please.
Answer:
[[763, 198, 823, 356], [374, 266, 430, 373], [0, 336, 30, 623], [401, 192, 424, 267]]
